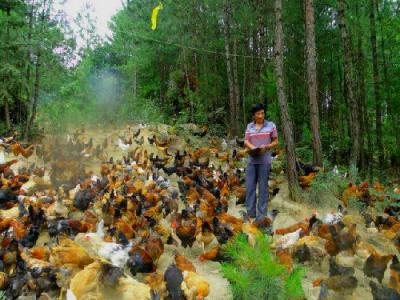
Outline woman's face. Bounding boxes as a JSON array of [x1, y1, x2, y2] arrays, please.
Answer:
[[254, 110, 265, 123]]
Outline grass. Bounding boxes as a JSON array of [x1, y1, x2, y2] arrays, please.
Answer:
[[221, 233, 306, 300]]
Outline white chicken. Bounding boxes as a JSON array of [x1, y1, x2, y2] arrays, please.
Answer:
[[118, 138, 130, 151], [274, 228, 303, 249]]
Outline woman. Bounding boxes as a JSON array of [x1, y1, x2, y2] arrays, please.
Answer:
[[244, 103, 279, 220]]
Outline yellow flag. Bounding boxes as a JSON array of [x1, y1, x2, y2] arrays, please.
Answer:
[[151, 2, 163, 31]]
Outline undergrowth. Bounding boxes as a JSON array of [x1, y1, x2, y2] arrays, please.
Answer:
[[221, 233, 306, 300]]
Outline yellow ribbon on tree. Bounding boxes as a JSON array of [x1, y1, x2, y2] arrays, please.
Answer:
[[151, 2, 164, 31]]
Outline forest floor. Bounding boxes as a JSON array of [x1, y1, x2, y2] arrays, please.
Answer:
[[2, 122, 398, 300]]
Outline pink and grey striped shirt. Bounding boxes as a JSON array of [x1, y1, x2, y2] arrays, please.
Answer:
[[245, 121, 278, 164]]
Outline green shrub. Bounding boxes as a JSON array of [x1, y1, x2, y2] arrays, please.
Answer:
[[304, 170, 347, 208], [221, 233, 306, 300]]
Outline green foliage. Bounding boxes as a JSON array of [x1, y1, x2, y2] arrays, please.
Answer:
[[306, 170, 348, 207], [0, 291, 6, 300], [221, 233, 306, 300]]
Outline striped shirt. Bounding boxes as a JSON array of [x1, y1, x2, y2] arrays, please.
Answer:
[[245, 121, 278, 164]]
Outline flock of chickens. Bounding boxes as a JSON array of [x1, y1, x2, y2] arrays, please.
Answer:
[[0, 124, 400, 300]]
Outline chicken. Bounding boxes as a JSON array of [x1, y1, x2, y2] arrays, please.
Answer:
[[196, 220, 216, 253], [181, 271, 210, 300], [326, 223, 358, 255], [173, 215, 197, 248], [144, 236, 164, 262], [276, 248, 293, 271], [175, 253, 196, 272], [314, 275, 358, 298], [363, 252, 394, 283], [50, 238, 94, 268], [10, 143, 34, 158], [211, 216, 233, 245], [329, 256, 354, 277], [292, 243, 311, 263], [198, 246, 228, 262], [0, 272, 7, 289], [275, 214, 318, 235], [370, 280, 400, 300], [29, 246, 50, 261], [68, 220, 94, 233], [341, 183, 362, 207], [0, 159, 18, 174], [118, 138, 130, 151], [115, 275, 151, 300], [73, 188, 96, 211], [128, 246, 156, 276], [144, 273, 167, 300], [298, 172, 317, 189], [164, 264, 184, 300], [69, 260, 101, 299], [389, 255, 400, 294], [274, 228, 303, 249]]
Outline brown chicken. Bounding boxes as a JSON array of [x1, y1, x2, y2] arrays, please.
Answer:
[[128, 245, 156, 276], [0, 159, 18, 174], [389, 255, 400, 293], [198, 246, 228, 262], [175, 253, 196, 272], [144, 273, 167, 300], [144, 236, 164, 262], [10, 143, 35, 158], [313, 275, 358, 297], [363, 251, 394, 283], [196, 220, 216, 253], [50, 238, 94, 268], [30, 246, 50, 261], [276, 249, 293, 272], [172, 214, 197, 248], [114, 219, 135, 239], [325, 223, 358, 256], [341, 183, 362, 206], [68, 220, 94, 233], [275, 215, 318, 236], [298, 172, 317, 189]]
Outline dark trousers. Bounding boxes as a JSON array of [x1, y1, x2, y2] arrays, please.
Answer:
[[245, 163, 271, 219]]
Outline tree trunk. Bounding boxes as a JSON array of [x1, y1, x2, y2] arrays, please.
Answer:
[[182, 46, 193, 123], [223, 0, 237, 137], [274, 0, 301, 201], [25, 48, 42, 139], [338, 0, 361, 168], [25, 0, 46, 140], [355, 3, 368, 174], [242, 55, 247, 128], [304, 0, 322, 167], [232, 34, 240, 134], [4, 7, 11, 130], [369, 0, 384, 169]]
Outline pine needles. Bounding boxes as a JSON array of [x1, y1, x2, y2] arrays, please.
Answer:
[[221, 233, 306, 300]]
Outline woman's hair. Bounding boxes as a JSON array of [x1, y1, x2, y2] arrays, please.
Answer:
[[251, 103, 265, 116]]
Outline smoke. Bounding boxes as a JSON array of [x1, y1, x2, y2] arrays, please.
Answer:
[[87, 68, 123, 124]]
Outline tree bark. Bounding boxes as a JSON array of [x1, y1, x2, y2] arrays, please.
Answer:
[[274, 0, 301, 201], [25, 0, 47, 140], [232, 34, 240, 134], [304, 0, 322, 166], [4, 7, 11, 130], [223, 0, 237, 136], [338, 0, 361, 168], [369, 0, 384, 169]]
